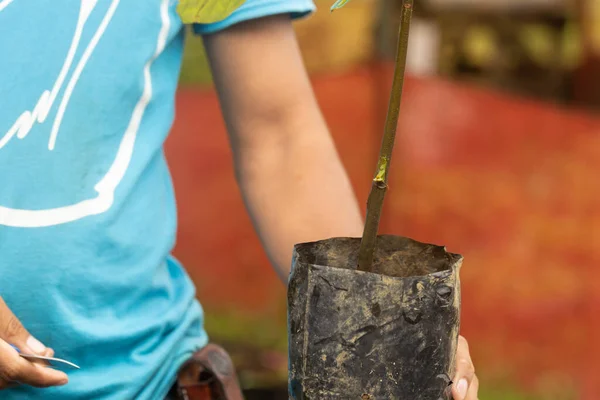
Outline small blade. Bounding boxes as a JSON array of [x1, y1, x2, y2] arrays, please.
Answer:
[[17, 353, 80, 370], [9, 344, 80, 369]]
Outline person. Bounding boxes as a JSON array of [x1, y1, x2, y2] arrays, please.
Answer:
[[0, 1, 478, 399]]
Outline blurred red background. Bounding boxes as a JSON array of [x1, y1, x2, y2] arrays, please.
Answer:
[[166, 64, 599, 398]]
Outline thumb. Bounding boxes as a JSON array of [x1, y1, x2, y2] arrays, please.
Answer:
[[0, 297, 48, 355], [452, 336, 475, 400]]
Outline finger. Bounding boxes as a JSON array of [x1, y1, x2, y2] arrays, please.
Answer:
[[0, 298, 47, 355], [0, 341, 68, 388], [452, 336, 475, 400], [465, 375, 479, 400], [35, 348, 55, 367], [31, 347, 55, 367], [43, 348, 55, 358], [3, 360, 69, 388]]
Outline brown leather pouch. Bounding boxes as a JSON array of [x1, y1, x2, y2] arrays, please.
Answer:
[[170, 344, 244, 400]]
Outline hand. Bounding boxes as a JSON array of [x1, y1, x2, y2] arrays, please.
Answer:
[[0, 297, 68, 389], [451, 335, 478, 400]]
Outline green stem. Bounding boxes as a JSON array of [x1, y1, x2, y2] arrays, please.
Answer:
[[357, 0, 414, 272]]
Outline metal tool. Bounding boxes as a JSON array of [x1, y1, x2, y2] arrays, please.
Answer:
[[9, 344, 80, 369]]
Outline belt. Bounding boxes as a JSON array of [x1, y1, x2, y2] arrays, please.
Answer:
[[166, 344, 244, 400]]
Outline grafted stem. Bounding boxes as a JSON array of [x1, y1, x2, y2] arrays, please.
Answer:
[[357, 0, 414, 272]]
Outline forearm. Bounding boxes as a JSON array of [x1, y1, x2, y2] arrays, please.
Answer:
[[203, 14, 363, 281], [233, 108, 363, 282]]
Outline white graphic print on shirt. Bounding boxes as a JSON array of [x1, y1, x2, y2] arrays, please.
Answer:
[[0, 0, 170, 228]]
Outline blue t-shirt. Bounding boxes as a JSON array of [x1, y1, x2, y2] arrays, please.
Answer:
[[0, 1, 314, 399]]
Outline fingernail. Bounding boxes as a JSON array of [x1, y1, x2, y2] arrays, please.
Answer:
[[26, 336, 47, 354], [456, 378, 468, 399]]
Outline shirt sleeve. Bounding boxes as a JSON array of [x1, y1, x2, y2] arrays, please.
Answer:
[[192, 0, 316, 35]]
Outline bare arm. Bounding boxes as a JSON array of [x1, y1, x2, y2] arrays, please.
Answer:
[[203, 14, 363, 282], [201, 14, 478, 400]]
